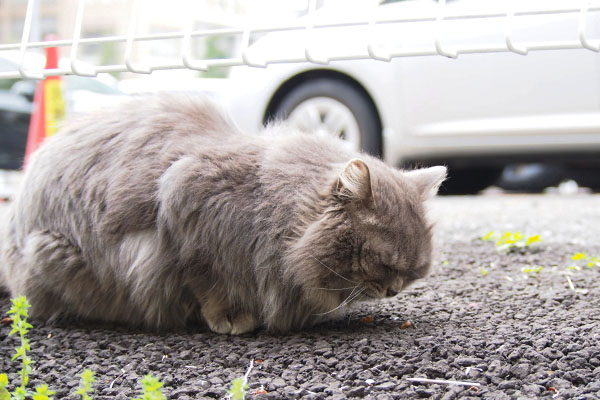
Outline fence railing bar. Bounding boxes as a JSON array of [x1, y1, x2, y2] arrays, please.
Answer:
[[70, 0, 98, 77], [124, 0, 152, 74], [1, 2, 599, 53], [182, 10, 209, 71], [304, 0, 329, 64], [1, 38, 593, 80], [435, 0, 458, 58], [241, 24, 267, 67], [505, 2, 528, 55], [367, 0, 391, 61], [18, 0, 44, 79], [578, 0, 600, 51], [2, 0, 600, 79]]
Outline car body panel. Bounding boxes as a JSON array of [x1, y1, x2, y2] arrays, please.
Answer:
[[225, 0, 600, 167]]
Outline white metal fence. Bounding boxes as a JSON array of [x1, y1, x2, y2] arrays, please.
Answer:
[[0, 0, 599, 80]]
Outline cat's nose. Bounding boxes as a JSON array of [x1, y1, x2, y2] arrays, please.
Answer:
[[386, 288, 398, 297]]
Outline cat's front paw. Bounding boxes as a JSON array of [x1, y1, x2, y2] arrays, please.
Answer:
[[230, 313, 259, 335], [204, 313, 258, 335], [206, 316, 233, 334]]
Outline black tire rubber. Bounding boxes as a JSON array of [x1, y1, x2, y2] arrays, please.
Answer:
[[272, 78, 383, 157], [440, 167, 503, 195], [569, 167, 600, 191], [496, 164, 565, 193]]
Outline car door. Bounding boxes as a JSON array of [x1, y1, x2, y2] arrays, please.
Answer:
[[390, 0, 600, 157]]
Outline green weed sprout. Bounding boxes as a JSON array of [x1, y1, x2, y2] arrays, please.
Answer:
[[4, 296, 60, 400], [133, 374, 166, 400], [2, 295, 171, 400], [0, 374, 10, 400], [32, 385, 55, 400], [74, 369, 95, 400], [8, 296, 34, 399], [571, 252, 600, 268], [481, 231, 541, 252], [227, 378, 248, 400], [522, 266, 543, 274], [479, 268, 489, 276], [227, 359, 255, 400]]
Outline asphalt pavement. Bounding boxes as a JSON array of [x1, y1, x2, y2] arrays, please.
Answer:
[[1, 194, 599, 399]]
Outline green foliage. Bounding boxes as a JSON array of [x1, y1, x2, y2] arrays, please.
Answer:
[[480, 231, 496, 241], [8, 296, 34, 397], [2, 295, 170, 400], [227, 359, 255, 400], [132, 375, 166, 400], [521, 266, 543, 274], [74, 369, 95, 400], [481, 231, 541, 252], [479, 268, 489, 276], [227, 377, 248, 400], [570, 252, 600, 268], [11, 387, 28, 400], [32, 385, 55, 400], [0, 374, 10, 400]]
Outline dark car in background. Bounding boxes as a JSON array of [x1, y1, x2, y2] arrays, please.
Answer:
[[0, 56, 123, 170]]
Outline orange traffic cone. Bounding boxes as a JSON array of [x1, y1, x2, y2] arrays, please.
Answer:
[[23, 39, 65, 168]]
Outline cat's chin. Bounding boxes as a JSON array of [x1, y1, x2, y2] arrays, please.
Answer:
[[360, 290, 398, 301]]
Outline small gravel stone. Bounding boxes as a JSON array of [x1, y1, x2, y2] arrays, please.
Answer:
[[271, 378, 287, 388], [454, 356, 480, 366], [509, 363, 530, 379], [346, 386, 366, 397], [375, 381, 397, 391]]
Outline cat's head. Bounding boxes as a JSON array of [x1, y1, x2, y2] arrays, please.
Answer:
[[287, 159, 446, 311]]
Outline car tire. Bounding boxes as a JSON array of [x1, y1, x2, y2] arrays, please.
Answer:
[[569, 167, 600, 191], [271, 78, 383, 157], [496, 164, 565, 193], [439, 167, 503, 195]]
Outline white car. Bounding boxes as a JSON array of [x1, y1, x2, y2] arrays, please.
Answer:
[[224, 0, 600, 193]]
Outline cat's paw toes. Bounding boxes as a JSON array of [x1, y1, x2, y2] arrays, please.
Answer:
[[206, 317, 233, 334], [230, 313, 259, 335]]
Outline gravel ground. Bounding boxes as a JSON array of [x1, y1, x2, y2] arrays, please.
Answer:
[[1, 194, 599, 399]]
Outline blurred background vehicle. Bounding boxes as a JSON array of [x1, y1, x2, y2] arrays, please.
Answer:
[[0, 55, 123, 170], [224, 0, 600, 193], [1, 0, 599, 194]]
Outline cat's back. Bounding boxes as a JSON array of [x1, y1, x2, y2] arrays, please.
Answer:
[[13, 94, 241, 238], [41, 93, 237, 162]]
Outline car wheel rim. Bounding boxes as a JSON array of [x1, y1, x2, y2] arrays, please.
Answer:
[[286, 97, 361, 152]]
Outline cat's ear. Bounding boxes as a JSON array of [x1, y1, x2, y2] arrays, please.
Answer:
[[404, 166, 447, 199], [334, 159, 374, 206]]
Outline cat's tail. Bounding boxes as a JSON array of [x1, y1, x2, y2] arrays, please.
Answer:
[[0, 212, 16, 297], [0, 243, 16, 297]]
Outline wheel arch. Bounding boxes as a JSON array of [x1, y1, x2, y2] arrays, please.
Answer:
[[262, 69, 383, 135]]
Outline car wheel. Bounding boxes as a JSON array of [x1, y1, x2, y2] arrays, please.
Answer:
[[439, 167, 503, 195], [496, 164, 565, 193], [570, 167, 600, 191], [271, 78, 382, 157]]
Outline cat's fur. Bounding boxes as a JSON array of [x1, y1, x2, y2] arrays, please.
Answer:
[[0, 94, 446, 334]]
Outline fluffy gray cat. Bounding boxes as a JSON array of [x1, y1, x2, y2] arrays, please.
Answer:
[[0, 94, 446, 334]]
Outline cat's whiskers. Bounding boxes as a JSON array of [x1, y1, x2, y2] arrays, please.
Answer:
[[311, 256, 357, 284], [310, 285, 358, 291], [313, 286, 365, 316]]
